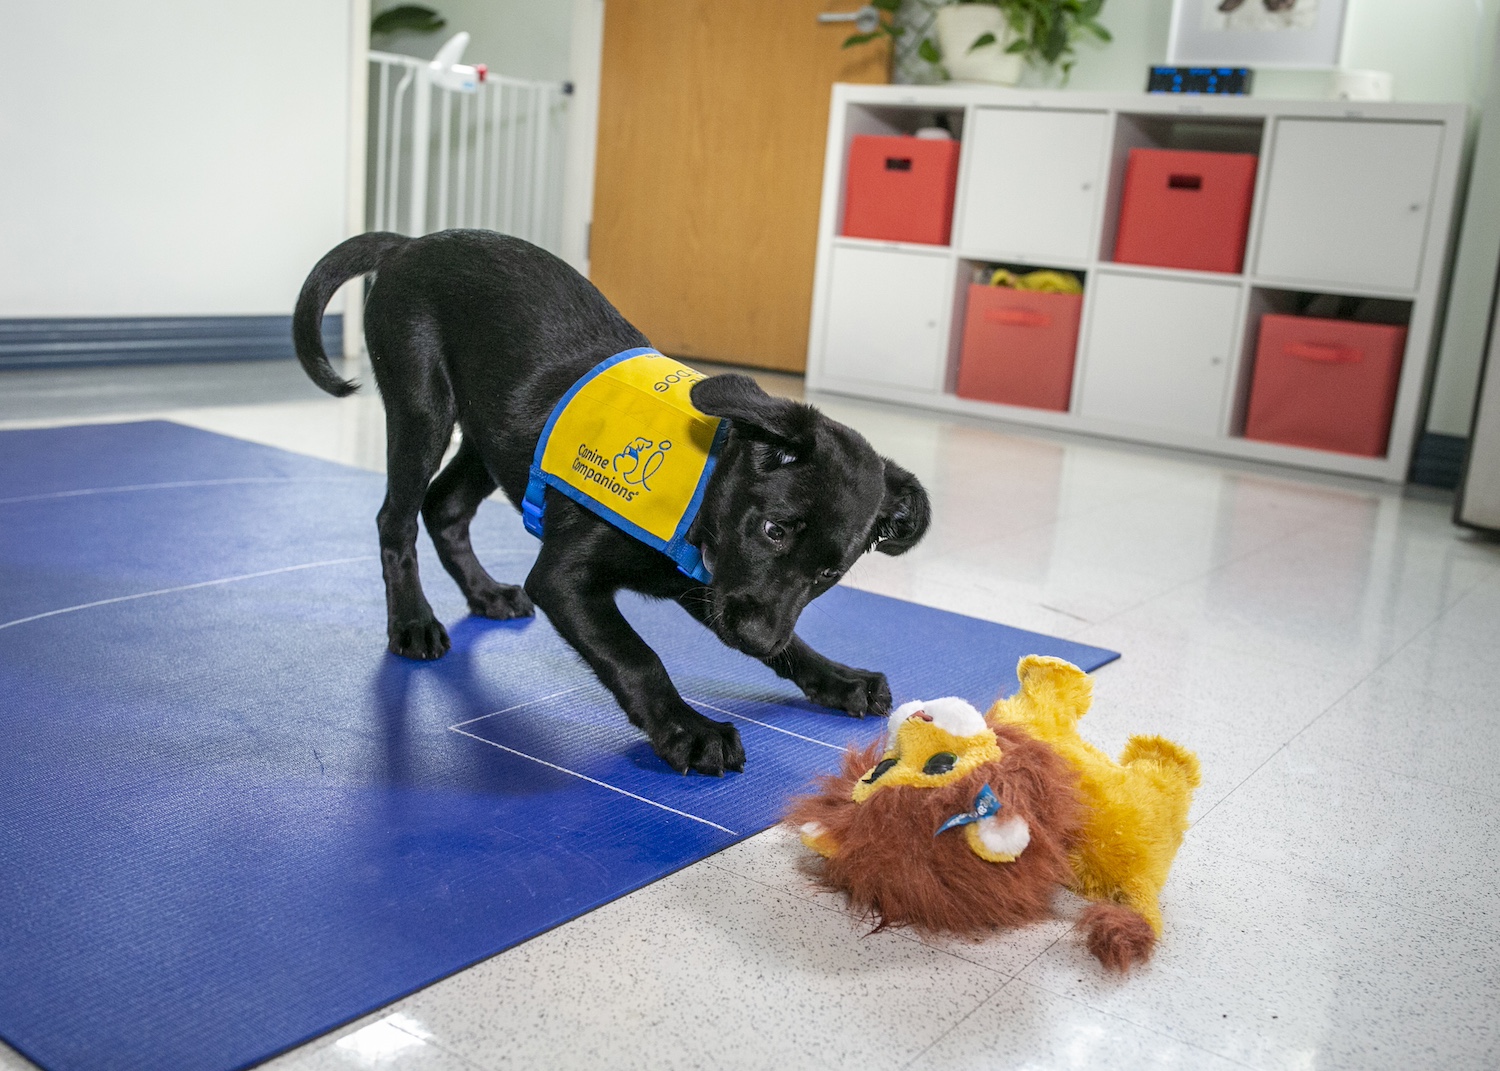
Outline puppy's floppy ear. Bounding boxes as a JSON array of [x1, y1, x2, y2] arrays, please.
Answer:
[[691, 374, 815, 445], [871, 458, 930, 556]]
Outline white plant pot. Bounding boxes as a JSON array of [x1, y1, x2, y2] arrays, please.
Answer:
[[1331, 69, 1394, 102], [935, 5, 1023, 86]]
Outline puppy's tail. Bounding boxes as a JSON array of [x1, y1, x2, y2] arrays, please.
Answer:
[[292, 232, 410, 397]]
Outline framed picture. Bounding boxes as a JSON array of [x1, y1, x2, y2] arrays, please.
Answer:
[[1168, 0, 1348, 69]]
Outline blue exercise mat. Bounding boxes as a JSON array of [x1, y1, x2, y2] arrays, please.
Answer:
[[0, 421, 1118, 1071]]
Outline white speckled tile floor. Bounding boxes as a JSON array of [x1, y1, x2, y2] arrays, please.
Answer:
[[3, 358, 1498, 1071]]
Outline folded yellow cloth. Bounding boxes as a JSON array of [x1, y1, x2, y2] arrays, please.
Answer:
[[989, 268, 1083, 294]]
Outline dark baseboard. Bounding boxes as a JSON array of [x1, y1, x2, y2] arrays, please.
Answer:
[[1409, 432, 1469, 489], [0, 315, 343, 371]]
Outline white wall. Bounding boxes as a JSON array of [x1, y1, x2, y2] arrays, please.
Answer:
[[561, 0, 605, 276], [0, 1, 354, 318], [1426, 11, 1500, 437], [372, 0, 573, 81]]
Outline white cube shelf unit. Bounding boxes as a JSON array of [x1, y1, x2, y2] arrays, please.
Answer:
[[804, 83, 1468, 482]]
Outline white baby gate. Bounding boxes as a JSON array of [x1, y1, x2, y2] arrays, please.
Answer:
[[367, 34, 569, 250]]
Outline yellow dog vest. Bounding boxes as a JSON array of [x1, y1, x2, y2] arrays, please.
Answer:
[[521, 348, 726, 582]]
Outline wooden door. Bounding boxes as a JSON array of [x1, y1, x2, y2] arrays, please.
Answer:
[[592, 1, 888, 372]]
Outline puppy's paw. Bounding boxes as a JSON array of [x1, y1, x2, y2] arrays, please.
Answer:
[[467, 583, 535, 621], [651, 711, 746, 776], [800, 664, 892, 718], [388, 616, 451, 660]]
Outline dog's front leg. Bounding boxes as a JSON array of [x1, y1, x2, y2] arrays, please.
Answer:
[[673, 593, 892, 718], [526, 550, 745, 776], [766, 636, 893, 718]]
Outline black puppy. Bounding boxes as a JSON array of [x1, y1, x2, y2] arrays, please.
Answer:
[[292, 230, 930, 775]]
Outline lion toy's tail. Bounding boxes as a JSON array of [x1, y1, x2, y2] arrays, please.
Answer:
[[1079, 902, 1156, 972]]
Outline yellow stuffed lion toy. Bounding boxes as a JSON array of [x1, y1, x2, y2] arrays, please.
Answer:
[[987, 655, 1200, 969], [786, 654, 1199, 971]]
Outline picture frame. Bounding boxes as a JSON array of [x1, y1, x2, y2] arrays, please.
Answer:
[[1167, 0, 1348, 69]]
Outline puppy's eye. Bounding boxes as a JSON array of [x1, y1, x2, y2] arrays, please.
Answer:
[[756, 445, 798, 471], [762, 519, 786, 543], [862, 757, 898, 784], [819, 567, 841, 582], [922, 752, 958, 776]]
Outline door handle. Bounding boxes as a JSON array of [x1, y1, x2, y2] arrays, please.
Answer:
[[817, 5, 880, 35]]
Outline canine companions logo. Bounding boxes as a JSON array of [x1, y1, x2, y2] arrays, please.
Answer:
[[570, 436, 672, 502], [612, 436, 671, 491]]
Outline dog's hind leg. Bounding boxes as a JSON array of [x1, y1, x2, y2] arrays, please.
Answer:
[[422, 437, 534, 620], [375, 382, 456, 661]]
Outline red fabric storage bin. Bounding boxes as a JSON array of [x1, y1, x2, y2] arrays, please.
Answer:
[[1113, 148, 1257, 273], [1244, 313, 1408, 457], [956, 284, 1082, 411], [842, 135, 960, 246]]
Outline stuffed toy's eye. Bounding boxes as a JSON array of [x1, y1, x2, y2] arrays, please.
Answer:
[[762, 519, 786, 543], [862, 757, 898, 784], [923, 752, 958, 776]]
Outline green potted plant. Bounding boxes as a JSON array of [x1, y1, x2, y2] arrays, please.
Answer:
[[371, 5, 447, 39], [845, 0, 1111, 85]]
